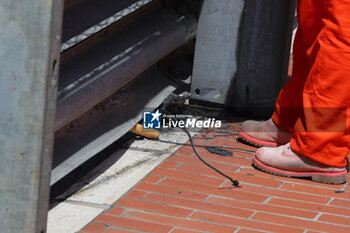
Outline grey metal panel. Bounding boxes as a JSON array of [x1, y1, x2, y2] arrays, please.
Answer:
[[55, 1, 196, 130], [62, 0, 139, 43], [0, 0, 63, 232], [51, 66, 181, 185], [61, 0, 152, 51], [191, 0, 244, 105], [190, 0, 296, 116]]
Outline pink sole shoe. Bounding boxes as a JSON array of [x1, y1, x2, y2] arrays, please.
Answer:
[[253, 156, 348, 184], [239, 130, 281, 147]]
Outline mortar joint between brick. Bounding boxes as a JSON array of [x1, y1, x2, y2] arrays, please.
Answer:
[[233, 228, 241, 233], [219, 179, 229, 188], [262, 196, 272, 204], [106, 225, 140, 233], [203, 195, 212, 202], [235, 166, 243, 173], [326, 197, 334, 205], [277, 181, 286, 190], [339, 182, 348, 191], [174, 162, 183, 170], [312, 212, 323, 221], [186, 210, 197, 219], [248, 211, 258, 220], [156, 176, 166, 185]]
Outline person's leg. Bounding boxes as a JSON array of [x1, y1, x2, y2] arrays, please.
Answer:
[[291, 0, 350, 167], [253, 0, 350, 184], [239, 0, 321, 146], [272, 0, 325, 132]]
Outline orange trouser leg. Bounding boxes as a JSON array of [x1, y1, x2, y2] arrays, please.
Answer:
[[272, 0, 350, 167], [272, 0, 324, 131]]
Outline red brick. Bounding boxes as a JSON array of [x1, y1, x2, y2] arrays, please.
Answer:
[[231, 172, 283, 188], [220, 182, 331, 204], [318, 214, 350, 226], [238, 229, 268, 233], [94, 215, 172, 233], [124, 190, 147, 199], [108, 207, 124, 217], [171, 229, 201, 233], [124, 211, 237, 233], [281, 183, 349, 198], [80, 223, 106, 233], [193, 144, 255, 161], [103, 229, 136, 233], [142, 174, 162, 184], [253, 212, 350, 233], [196, 135, 217, 140], [159, 160, 181, 169], [204, 127, 240, 135], [200, 131, 234, 140], [151, 167, 225, 187], [190, 211, 304, 233], [214, 134, 249, 144], [207, 197, 316, 219], [190, 146, 254, 162], [192, 138, 210, 146], [176, 160, 240, 177], [170, 153, 252, 168], [204, 137, 236, 148], [207, 137, 257, 152], [134, 182, 208, 201], [172, 153, 249, 169], [225, 125, 242, 132], [176, 139, 251, 155], [238, 167, 345, 188], [268, 198, 350, 217], [115, 198, 192, 218], [160, 178, 268, 203], [174, 162, 282, 188], [144, 193, 254, 218], [330, 199, 350, 209], [346, 184, 350, 191], [175, 146, 194, 156]]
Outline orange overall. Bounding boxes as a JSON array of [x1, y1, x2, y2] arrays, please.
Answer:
[[271, 0, 350, 167]]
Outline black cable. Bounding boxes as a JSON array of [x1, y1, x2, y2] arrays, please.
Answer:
[[181, 128, 240, 187], [160, 103, 240, 186]]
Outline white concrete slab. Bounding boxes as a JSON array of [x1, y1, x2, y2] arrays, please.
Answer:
[[48, 127, 199, 233], [47, 203, 104, 233]]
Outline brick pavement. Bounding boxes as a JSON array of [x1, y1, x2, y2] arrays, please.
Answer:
[[79, 122, 350, 233]]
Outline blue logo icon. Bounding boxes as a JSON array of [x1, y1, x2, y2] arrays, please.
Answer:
[[143, 110, 162, 129]]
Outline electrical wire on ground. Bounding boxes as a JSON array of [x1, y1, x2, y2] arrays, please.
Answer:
[[181, 128, 240, 187], [158, 101, 241, 186]]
